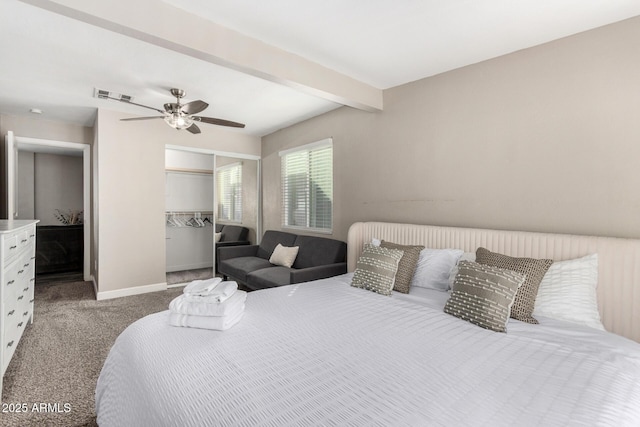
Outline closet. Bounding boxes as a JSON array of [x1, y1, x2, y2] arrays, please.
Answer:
[[165, 150, 215, 277], [165, 148, 260, 285]]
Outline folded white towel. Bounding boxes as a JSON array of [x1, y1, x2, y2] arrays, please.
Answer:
[[183, 277, 222, 296], [169, 305, 244, 331], [169, 290, 247, 317], [184, 281, 238, 303]]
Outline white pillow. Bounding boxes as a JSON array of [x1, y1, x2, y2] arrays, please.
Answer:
[[269, 244, 300, 268], [214, 232, 222, 243], [533, 254, 604, 331], [410, 248, 464, 291], [370, 238, 381, 247]]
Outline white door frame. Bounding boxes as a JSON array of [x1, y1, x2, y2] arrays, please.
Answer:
[[6, 131, 91, 281]]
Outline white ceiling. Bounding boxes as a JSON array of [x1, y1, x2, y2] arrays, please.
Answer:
[[1, 0, 639, 136]]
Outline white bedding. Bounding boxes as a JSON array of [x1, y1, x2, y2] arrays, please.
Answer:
[[96, 274, 640, 426]]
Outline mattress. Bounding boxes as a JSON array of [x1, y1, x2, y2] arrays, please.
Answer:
[[95, 274, 640, 426]]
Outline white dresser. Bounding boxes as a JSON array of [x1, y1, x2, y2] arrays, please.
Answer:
[[0, 220, 38, 399]]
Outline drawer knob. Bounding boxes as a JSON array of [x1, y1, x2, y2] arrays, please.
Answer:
[[10, 245, 17, 250], [21, 239, 27, 243], [24, 263, 29, 268], [29, 299, 34, 303], [7, 280, 15, 285], [23, 287, 29, 292], [8, 310, 15, 316], [23, 311, 28, 316], [7, 341, 14, 347], [17, 322, 23, 327], [31, 256, 36, 260], [18, 269, 24, 274], [17, 295, 24, 300], [30, 278, 35, 282]]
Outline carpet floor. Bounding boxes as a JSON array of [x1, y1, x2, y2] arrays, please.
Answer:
[[1, 281, 183, 426]]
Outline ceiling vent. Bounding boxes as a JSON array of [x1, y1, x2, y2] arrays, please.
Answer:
[[94, 88, 134, 102]]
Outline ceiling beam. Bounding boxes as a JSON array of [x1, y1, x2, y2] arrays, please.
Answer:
[[19, 0, 383, 112]]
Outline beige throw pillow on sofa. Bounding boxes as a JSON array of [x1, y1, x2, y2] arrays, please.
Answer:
[[269, 243, 300, 268]]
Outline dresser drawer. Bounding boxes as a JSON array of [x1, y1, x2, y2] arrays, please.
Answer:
[[4, 257, 20, 295], [15, 251, 34, 283], [2, 299, 20, 373], [2, 226, 34, 264], [3, 233, 19, 263], [2, 292, 32, 374]]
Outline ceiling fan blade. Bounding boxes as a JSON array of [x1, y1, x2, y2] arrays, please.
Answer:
[[120, 116, 165, 121], [194, 116, 246, 128], [107, 96, 165, 114], [186, 123, 201, 134], [182, 100, 209, 115]]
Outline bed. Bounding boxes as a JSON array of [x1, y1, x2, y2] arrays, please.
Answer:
[[95, 222, 640, 426]]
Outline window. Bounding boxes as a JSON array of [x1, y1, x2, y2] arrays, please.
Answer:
[[280, 139, 333, 233], [216, 162, 242, 222]]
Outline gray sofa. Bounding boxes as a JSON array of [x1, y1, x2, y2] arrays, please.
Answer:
[[218, 230, 347, 290], [214, 224, 250, 272]]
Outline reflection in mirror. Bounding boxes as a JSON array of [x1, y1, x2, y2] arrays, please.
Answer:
[[164, 148, 259, 287], [215, 156, 258, 245]]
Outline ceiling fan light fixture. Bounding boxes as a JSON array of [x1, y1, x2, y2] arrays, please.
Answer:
[[113, 88, 245, 132], [164, 113, 193, 130]]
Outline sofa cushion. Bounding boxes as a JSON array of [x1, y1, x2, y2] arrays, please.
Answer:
[[219, 256, 273, 282], [257, 230, 298, 260], [220, 225, 249, 242], [247, 267, 292, 290], [292, 235, 347, 269]]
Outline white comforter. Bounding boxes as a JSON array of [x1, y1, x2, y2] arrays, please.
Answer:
[[96, 274, 640, 426]]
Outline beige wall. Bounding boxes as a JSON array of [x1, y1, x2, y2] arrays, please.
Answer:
[[16, 152, 83, 225], [95, 108, 260, 293], [16, 151, 35, 219], [262, 16, 640, 242], [34, 153, 84, 225]]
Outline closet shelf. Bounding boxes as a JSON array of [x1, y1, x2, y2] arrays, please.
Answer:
[[165, 211, 213, 214], [165, 167, 213, 175]]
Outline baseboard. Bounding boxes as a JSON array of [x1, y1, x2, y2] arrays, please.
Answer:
[[166, 262, 214, 273], [167, 282, 188, 289], [96, 282, 168, 301]]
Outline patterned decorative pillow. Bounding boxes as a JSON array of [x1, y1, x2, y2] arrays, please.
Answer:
[[351, 244, 404, 296], [380, 241, 425, 294], [444, 261, 526, 332], [475, 247, 553, 324]]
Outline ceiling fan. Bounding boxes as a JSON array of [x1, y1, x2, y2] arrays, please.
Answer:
[[111, 88, 245, 134]]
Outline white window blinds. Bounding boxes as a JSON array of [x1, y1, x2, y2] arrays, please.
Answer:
[[280, 139, 333, 233], [216, 162, 242, 222]]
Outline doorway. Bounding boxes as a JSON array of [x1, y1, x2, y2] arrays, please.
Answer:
[[164, 145, 260, 287], [5, 131, 91, 282]]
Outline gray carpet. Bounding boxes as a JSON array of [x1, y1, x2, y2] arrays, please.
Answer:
[[2, 280, 183, 426]]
